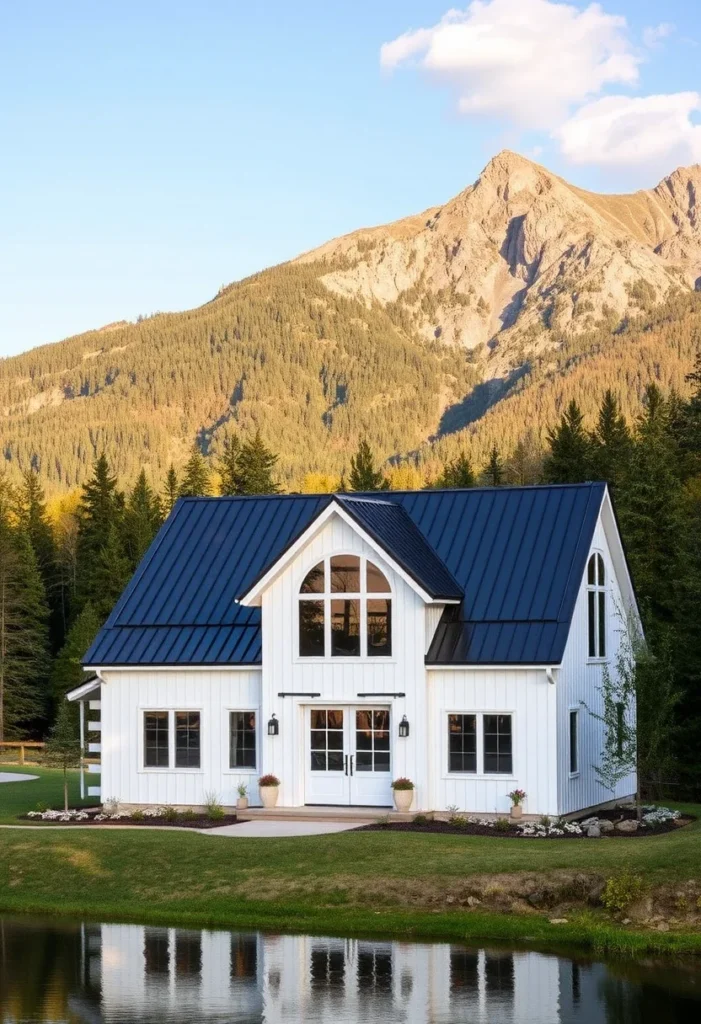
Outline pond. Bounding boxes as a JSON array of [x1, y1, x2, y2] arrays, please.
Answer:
[[0, 916, 699, 1022]]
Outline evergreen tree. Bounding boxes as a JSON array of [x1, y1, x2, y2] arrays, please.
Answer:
[[435, 451, 475, 489], [123, 470, 161, 569], [161, 465, 180, 517], [51, 602, 102, 707], [349, 439, 388, 491], [589, 390, 632, 489], [0, 484, 51, 740], [179, 445, 211, 497], [234, 431, 280, 495], [91, 524, 133, 622], [218, 434, 242, 495], [544, 400, 592, 483], [75, 454, 124, 613], [505, 430, 543, 486], [481, 445, 504, 486], [16, 469, 62, 652]]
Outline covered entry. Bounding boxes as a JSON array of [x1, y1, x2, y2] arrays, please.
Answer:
[[304, 706, 392, 806]]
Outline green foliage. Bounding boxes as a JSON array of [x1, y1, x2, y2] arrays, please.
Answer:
[[434, 451, 475, 489], [601, 873, 648, 912], [482, 445, 504, 486], [44, 701, 81, 812], [217, 434, 241, 495], [123, 470, 162, 569], [51, 603, 101, 705], [590, 390, 632, 488], [179, 445, 211, 498], [233, 430, 279, 495], [544, 400, 592, 483], [75, 454, 124, 614], [161, 466, 179, 517], [349, 439, 388, 491], [494, 817, 511, 832]]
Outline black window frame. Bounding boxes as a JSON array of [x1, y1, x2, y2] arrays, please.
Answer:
[[447, 713, 477, 774], [569, 708, 579, 774], [175, 711, 201, 769], [483, 714, 513, 775], [229, 711, 257, 770], [587, 552, 607, 659], [144, 711, 170, 769]]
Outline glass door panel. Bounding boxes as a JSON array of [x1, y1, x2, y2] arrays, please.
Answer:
[[350, 707, 392, 806], [305, 708, 350, 805]]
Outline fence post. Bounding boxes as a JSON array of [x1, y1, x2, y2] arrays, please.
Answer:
[[19, 744, 25, 766]]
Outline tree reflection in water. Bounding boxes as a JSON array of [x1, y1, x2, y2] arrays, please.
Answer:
[[0, 917, 698, 1023]]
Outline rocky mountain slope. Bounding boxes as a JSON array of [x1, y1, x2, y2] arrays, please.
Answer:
[[1, 152, 700, 492], [300, 151, 701, 373]]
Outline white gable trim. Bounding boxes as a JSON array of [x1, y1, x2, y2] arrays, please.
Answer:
[[599, 486, 642, 633], [66, 678, 102, 702], [238, 500, 458, 607]]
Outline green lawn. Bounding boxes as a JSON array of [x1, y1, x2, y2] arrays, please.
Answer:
[[1, 770, 700, 957], [0, 765, 92, 824]]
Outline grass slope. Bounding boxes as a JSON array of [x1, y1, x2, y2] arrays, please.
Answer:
[[1, 769, 700, 957], [0, 765, 91, 824]]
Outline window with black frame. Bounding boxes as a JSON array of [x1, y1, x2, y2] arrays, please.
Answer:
[[299, 555, 392, 658], [483, 714, 512, 774], [230, 711, 257, 770], [144, 711, 169, 768], [175, 711, 201, 768], [448, 714, 477, 773]]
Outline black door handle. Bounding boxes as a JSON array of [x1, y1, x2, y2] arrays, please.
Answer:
[[350, 754, 354, 776], [344, 754, 348, 776]]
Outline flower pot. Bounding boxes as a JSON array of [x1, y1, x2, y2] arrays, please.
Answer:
[[260, 785, 279, 809], [510, 803, 523, 820], [393, 788, 413, 813], [236, 797, 249, 811]]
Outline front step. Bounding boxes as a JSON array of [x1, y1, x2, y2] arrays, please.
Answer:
[[239, 805, 402, 824]]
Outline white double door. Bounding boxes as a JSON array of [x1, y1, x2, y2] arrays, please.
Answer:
[[305, 706, 392, 806]]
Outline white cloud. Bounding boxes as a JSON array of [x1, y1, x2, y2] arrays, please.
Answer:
[[643, 23, 674, 49], [380, 0, 639, 131], [558, 92, 701, 167]]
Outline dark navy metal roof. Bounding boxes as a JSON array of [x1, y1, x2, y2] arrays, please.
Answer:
[[84, 482, 606, 667]]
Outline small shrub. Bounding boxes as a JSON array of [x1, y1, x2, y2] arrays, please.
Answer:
[[103, 797, 121, 816], [180, 809, 197, 821], [412, 813, 431, 825], [494, 817, 511, 832], [35, 802, 48, 813], [376, 814, 391, 827], [204, 791, 225, 820], [237, 783, 248, 798], [449, 813, 468, 827], [539, 815, 552, 829], [601, 873, 648, 912], [130, 809, 145, 822], [163, 805, 179, 823]]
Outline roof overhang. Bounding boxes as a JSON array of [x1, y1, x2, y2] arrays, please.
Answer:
[[599, 486, 643, 633], [238, 498, 460, 607], [66, 675, 101, 702]]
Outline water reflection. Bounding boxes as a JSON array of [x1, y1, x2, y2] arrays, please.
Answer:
[[0, 917, 699, 1023]]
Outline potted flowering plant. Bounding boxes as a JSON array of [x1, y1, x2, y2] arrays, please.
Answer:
[[258, 774, 280, 809], [236, 783, 249, 811], [508, 789, 527, 819], [391, 777, 414, 812]]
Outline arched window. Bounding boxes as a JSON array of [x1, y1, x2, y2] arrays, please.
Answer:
[[587, 552, 606, 659], [299, 555, 392, 658]]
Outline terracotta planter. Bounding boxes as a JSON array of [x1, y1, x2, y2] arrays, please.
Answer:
[[260, 785, 279, 809], [393, 788, 414, 813], [510, 803, 523, 820], [236, 797, 249, 811]]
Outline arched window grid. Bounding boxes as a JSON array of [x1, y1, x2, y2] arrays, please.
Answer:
[[298, 553, 393, 659], [587, 552, 606, 660]]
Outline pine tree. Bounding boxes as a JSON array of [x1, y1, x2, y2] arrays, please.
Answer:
[[544, 400, 592, 484], [590, 390, 632, 489], [51, 602, 102, 707], [481, 445, 504, 486], [16, 469, 62, 652], [161, 465, 180, 517], [218, 434, 242, 495], [0, 484, 51, 740], [435, 451, 475, 488], [349, 439, 388, 491], [179, 445, 211, 497], [75, 454, 124, 613], [234, 431, 280, 495], [123, 470, 161, 569], [505, 430, 543, 485], [91, 525, 133, 622]]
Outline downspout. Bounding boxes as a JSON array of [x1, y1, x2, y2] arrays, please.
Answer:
[[545, 666, 556, 685]]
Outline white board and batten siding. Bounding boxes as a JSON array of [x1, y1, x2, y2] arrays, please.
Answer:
[[427, 668, 558, 816], [556, 507, 637, 815], [99, 668, 262, 808], [259, 512, 429, 809]]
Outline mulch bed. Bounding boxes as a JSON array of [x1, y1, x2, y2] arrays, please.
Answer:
[[358, 808, 695, 840], [20, 811, 241, 829]]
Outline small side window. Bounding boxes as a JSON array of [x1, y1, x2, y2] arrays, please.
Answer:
[[569, 709, 579, 774], [587, 553, 606, 658]]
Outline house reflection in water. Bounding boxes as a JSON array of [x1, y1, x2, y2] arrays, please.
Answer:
[[59, 923, 610, 1023]]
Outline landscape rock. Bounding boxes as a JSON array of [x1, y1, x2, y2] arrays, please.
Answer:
[[586, 825, 601, 838], [598, 819, 615, 833], [656, 922, 670, 932], [614, 819, 639, 833], [466, 896, 481, 907], [549, 918, 569, 925]]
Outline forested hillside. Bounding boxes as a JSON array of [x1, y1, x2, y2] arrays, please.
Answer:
[[1, 151, 701, 493]]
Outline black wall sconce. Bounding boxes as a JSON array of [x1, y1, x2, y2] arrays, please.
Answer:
[[267, 714, 279, 736], [398, 715, 410, 738]]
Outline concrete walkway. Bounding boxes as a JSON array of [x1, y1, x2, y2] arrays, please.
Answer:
[[0, 772, 38, 783], [204, 819, 362, 838]]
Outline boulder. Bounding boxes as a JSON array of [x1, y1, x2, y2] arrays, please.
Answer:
[[580, 817, 599, 827], [614, 819, 639, 833], [586, 825, 601, 838], [549, 918, 569, 925], [466, 896, 481, 907], [598, 819, 615, 833]]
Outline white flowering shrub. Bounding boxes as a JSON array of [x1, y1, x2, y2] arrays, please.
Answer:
[[641, 805, 681, 825], [26, 809, 90, 822]]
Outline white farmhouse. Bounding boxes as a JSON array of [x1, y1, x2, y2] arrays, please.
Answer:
[[70, 483, 638, 817]]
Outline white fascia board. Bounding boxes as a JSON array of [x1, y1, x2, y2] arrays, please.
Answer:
[[66, 678, 102, 702], [599, 487, 643, 634], [85, 664, 261, 673], [238, 501, 452, 607], [426, 664, 561, 672]]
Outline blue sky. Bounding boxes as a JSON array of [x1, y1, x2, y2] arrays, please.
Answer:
[[1, 0, 700, 357]]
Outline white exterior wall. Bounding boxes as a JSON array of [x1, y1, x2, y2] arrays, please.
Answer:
[[556, 510, 637, 815], [259, 512, 429, 809], [427, 668, 558, 816], [99, 668, 262, 807]]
